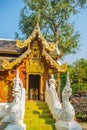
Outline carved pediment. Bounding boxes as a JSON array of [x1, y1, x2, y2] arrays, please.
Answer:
[[26, 60, 44, 74]]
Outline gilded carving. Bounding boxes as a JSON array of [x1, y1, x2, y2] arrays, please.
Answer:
[[2, 59, 9, 68], [2, 50, 30, 70], [26, 60, 44, 74], [0, 81, 9, 101], [42, 50, 67, 72], [60, 64, 67, 73], [16, 23, 57, 52], [2, 24, 67, 73], [16, 40, 30, 48]]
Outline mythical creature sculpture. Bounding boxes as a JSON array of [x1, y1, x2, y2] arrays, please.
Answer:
[[45, 74, 62, 120], [60, 73, 75, 121], [0, 104, 9, 119], [55, 73, 82, 130], [11, 70, 25, 124], [12, 70, 25, 116], [2, 70, 26, 130], [45, 73, 82, 130]]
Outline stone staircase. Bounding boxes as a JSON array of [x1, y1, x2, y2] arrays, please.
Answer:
[[24, 101, 56, 130], [0, 101, 86, 130]]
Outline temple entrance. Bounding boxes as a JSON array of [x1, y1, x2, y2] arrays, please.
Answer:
[[28, 74, 40, 100]]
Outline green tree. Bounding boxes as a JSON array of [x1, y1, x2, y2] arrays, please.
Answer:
[[60, 72, 67, 92], [69, 58, 87, 93], [19, 0, 87, 56]]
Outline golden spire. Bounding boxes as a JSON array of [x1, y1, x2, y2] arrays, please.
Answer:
[[36, 10, 41, 27]]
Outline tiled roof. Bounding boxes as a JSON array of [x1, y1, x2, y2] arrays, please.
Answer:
[[0, 39, 22, 53]]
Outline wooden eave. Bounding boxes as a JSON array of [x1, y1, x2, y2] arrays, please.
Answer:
[[42, 50, 67, 73], [1, 48, 67, 72], [0, 51, 22, 55], [2, 49, 30, 70]]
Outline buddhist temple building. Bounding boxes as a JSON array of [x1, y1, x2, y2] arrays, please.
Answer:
[[0, 24, 67, 102]]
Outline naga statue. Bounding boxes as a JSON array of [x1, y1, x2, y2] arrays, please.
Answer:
[[45, 74, 62, 120], [45, 73, 82, 130], [2, 70, 26, 130], [60, 73, 75, 121]]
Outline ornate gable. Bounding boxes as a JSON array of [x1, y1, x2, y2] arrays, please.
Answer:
[[1, 24, 67, 72]]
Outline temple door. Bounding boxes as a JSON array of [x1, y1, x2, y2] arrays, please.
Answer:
[[28, 74, 40, 100]]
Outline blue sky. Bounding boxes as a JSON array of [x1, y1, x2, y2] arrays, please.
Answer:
[[0, 0, 24, 39], [0, 0, 87, 64]]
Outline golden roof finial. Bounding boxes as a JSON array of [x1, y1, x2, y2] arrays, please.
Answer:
[[36, 10, 41, 27]]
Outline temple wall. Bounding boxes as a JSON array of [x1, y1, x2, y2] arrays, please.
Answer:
[[0, 61, 26, 102], [0, 71, 14, 102], [0, 59, 60, 102], [17, 61, 26, 88]]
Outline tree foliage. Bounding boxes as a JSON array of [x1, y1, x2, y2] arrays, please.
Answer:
[[60, 72, 67, 92], [18, 0, 87, 56], [69, 58, 87, 93]]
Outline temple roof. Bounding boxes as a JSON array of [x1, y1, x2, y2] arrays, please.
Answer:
[[0, 24, 67, 72], [0, 39, 22, 54], [16, 24, 59, 53]]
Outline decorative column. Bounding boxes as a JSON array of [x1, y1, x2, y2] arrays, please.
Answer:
[[40, 75, 44, 101], [26, 73, 29, 100]]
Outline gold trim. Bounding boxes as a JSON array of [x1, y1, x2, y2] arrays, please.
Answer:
[[16, 24, 58, 52], [42, 50, 67, 72], [16, 40, 28, 48], [2, 50, 30, 70]]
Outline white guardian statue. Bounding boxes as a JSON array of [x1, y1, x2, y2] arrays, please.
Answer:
[[45, 74, 62, 120], [55, 73, 82, 130], [3, 70, 26, 130]]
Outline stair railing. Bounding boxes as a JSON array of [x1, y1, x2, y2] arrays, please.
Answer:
[[45, 74, 62, 120]]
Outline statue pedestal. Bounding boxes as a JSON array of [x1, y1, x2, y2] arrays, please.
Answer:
[[5, 123, 26, 130], [55, 120, 82, 130]]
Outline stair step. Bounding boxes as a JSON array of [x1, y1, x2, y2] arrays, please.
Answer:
[[24, 101, 56, 130], [25, 103, 48, 109], [26, 101, 47, 105], [26, 124, 56, 130], [24, 118, 55, 124], [25, 113, 52, 118], [25, 109, 50, 114]]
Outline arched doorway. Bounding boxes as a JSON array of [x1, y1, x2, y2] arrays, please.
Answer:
[[28, 74, 40, 100]]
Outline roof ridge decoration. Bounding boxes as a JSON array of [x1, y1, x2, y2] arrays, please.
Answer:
[[36, 10, 40, 27], [16, 20, 58, 52]]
